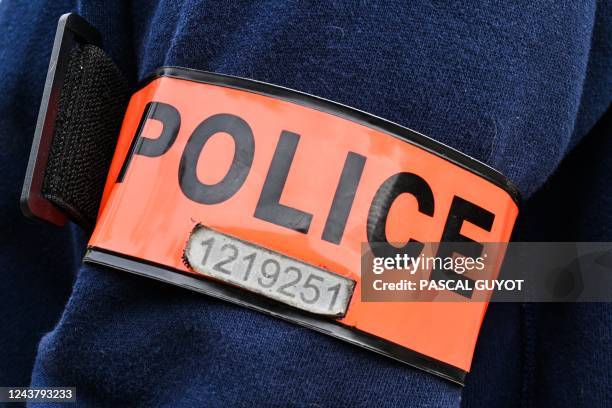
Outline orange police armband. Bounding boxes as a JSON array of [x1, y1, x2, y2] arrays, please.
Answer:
[[22, 14, 519, 386]]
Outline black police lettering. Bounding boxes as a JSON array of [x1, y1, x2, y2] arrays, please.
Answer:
[[322, 152, 366, 244], [117, 101, 180, 182], [119, 106, 494, 256], [179, 113, 255, 204], [367, 172, 435, 258], [254, 131, 313, 234], [430, 196, 495, 298], [136, 102, 181, 157]]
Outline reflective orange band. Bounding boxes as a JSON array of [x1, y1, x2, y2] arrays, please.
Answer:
[[86, 68, 519, 384]]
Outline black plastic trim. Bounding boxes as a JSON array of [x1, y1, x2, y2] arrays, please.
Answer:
[[20, 13, 102, 225], [84, 247, 467, 386], [139, 66, 521, 205]]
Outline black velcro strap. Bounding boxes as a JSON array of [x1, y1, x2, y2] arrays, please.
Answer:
[[41, 44, 129, 229]]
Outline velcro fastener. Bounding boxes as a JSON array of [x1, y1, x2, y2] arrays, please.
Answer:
[[42, 44, 128, 229]]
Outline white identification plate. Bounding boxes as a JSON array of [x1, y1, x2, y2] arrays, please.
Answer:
[[184, 226, 355, 316]]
